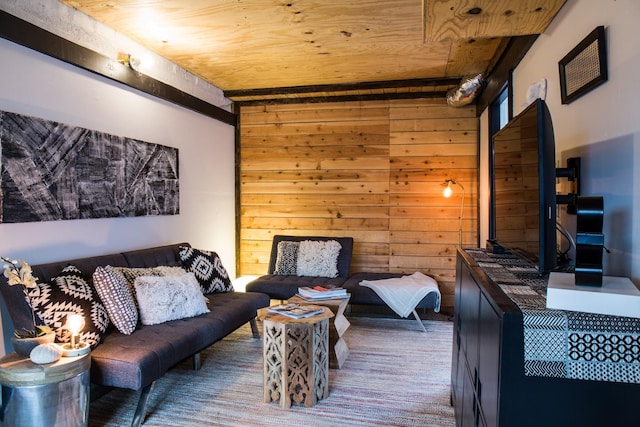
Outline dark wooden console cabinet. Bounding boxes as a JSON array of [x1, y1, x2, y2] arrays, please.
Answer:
[[451, 249, 640, 427]]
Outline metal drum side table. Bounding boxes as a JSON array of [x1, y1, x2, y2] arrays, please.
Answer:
[[0, 352, 90, 427]]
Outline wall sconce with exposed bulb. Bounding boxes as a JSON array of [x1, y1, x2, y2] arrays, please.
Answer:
[[61, 314, 90, 357], [442, 179, 465, 247], [117, 52, 146, 72]]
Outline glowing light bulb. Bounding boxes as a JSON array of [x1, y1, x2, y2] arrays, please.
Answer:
[[443, 183, 453, 198], [67, 314, 85, 349]]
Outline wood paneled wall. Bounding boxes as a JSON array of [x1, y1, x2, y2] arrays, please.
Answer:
[[238, 98, 478, 314]]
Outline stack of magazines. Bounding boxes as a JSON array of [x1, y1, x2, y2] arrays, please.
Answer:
[[296, 285, 348, 301], [267, 303, 325, 319]]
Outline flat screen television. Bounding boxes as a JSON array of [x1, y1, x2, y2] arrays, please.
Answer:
[[491, 98, 557, 274]]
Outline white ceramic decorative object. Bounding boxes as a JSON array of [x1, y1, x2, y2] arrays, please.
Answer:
[[30, 342, 63, 364]]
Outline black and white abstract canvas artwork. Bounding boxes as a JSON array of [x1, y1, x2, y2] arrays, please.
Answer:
[[0, 111, 179, 223]]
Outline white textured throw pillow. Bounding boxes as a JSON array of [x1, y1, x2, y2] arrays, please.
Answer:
[[134, 273, 209, 326], [296, 240, 342, 278]]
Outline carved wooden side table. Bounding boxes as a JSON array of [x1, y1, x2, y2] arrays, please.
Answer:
[[258, 307, 333, 408], [288, 295, 351, 368]]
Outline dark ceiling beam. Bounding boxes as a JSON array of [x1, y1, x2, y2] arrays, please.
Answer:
[[225, 77, 460, 99], [233, 90, 450, 107], [0, 9, 236, 126], [476, 35, 539, 115]]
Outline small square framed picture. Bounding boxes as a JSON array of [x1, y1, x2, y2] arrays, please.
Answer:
[[559, 26, 607, 105]]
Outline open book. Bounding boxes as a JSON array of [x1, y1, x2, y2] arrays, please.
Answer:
[[267, 303, 325, 319]]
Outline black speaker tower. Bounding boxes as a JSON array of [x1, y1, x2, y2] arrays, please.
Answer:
[[574, 196, 604, 286]]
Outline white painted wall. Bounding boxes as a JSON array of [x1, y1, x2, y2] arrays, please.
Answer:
[[0, 38, 236, 354], [479, 0, 640, 283]]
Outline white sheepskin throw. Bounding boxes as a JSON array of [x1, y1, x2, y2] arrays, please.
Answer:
[[296, 240, 342, 278], [153, 266, 188, 276], [134, 273, 209, 326]]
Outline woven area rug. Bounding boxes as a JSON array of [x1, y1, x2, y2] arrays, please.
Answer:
[[89, 317, 455, 426]]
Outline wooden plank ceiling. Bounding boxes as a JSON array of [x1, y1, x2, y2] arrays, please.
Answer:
[[60, 0, 565, 102]]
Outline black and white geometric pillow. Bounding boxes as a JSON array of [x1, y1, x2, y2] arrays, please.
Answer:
[[178, 246, 234, 294], [28, 265, 109, 348], [273, 241, 299, 275]]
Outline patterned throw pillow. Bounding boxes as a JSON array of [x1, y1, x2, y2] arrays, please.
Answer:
[[273, 241, 299, 275], [112, 266, 162, 308], [178, 246, 233, 294], [296, 240, 342, 278], [114, 266, 162, 289], [28, 265, 109, 348], [152, 266, 189, 277], [134, 273, 209, 325], [111, 266, 188, 307], [92, 266, 138, 335]]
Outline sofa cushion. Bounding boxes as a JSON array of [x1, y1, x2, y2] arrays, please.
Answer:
[[134, 273, 209, 325], [178, 246, 233, 294], [201, 291, 271, 336], [245, 274, 348, 301], [93, 266, 138, 335], [121, 243, 186, 268], [89, 313, 225, 390], [28, 264, 109, 348], [273, 241, 299, 275], [296, 240, 341, 278], [89, 290, 270, 390]]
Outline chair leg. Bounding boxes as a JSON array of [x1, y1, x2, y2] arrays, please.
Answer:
[[412, 309, 428, 334], [131, 381, 155, 427], [250, 317, 260, 338], [193, 352, 201, 370]]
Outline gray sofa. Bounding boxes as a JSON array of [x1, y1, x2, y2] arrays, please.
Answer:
[[0, 243, 270, 427], [245, 235, 439, 311]]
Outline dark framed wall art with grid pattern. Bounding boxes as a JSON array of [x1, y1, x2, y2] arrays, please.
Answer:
[[559, 26, 608, 105]]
